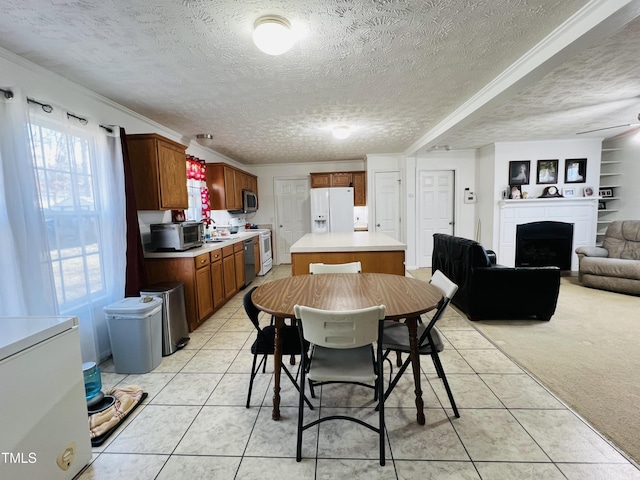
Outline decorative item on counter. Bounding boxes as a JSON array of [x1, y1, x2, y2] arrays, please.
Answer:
[[171, 210, 186, 222]]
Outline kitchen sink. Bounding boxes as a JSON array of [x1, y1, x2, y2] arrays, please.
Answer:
[[206, 238, 230, 243]]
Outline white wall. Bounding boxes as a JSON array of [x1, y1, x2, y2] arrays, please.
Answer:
[[404, 150, 477, 269], [486, 139, 602, 251], [248, 160, 365, 227], [1, 49, 239, 165], [248, 160, 365, 264], [476, 144, 497, 246]]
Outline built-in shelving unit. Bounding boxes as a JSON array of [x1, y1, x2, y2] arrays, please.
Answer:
[[597, 147, 623, 245]]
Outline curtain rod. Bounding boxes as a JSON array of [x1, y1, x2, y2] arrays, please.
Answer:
[[27, 97, 53, 113], [26, 96, 114, 133], [0, 87, 14, 99]]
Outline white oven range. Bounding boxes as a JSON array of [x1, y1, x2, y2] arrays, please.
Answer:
[[258, 229, 272, 276]]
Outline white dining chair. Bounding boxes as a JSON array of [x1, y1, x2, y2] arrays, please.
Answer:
[[293, 304, 387, 466], [308, 261, 362, 274]]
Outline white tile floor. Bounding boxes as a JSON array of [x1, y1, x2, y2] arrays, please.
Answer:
[[79, 266, 640, 480]]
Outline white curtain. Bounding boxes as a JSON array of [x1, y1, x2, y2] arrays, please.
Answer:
[[0, 91, 126, 362], [0, 89, 58, 316], [25, 101, 126, 362]]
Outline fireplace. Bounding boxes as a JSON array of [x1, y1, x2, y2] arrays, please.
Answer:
[[515, 221, 574, 270]]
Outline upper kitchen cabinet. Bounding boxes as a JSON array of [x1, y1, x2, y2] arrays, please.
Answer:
[[310, 172, 331, 188], [352, 171, 366, 206], [310, 170, 367, 206], [207, 163, 258, 211], [330, 172, 352, 187], [126, 134, 188, 210]]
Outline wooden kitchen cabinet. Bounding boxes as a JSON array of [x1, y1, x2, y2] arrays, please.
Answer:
[[144, 254, 211, 332], [222, 245, 237, 300], [207, 163, 258, 211], [310, 172, 331, 188], [144, 235, 260, 332], [330, 172, 352, 187], [126, 133, 188, 210], [210, 250, 224, 309], [352, 171, 366, 206], [195, 253, 214, 321], [310, 170, 366, 206]]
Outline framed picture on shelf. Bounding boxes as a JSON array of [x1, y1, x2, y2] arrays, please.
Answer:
[[599, 188, 613, 197], [565, 158, 587, 183], [562, 188, 575, 197], [509, 184, 522, 199], [508, 160, 530, 185], [537, 159, 558, 184], [584, 186, 594, 197], [598, 201, 607, 210]]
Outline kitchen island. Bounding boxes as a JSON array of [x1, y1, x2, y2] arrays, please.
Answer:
[[290, 232, 406, 276]]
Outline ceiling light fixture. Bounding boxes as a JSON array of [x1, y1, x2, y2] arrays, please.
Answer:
[[332, 126, 352, 140], [196, 134, 215, 147], [429, 144, 451, 151], [253, 15, 295, 55]]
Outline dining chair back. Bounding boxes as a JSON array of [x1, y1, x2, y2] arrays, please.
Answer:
[[381, 270, 460, 417], [308, 261, 362, 274], [243, 286, 312, 410], [293, 304, 387, 465]]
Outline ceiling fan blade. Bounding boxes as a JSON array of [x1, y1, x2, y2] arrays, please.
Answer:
[[607, 124, 640, 140], [576, 123, 636, 135]]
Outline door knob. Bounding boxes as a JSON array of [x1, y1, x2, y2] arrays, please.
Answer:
[[376, 223, 381, 227], [449, 221, 454, 225]]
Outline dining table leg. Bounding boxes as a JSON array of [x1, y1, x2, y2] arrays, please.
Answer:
[[406, 316, 425, 425], [272, 316, 284, 420]]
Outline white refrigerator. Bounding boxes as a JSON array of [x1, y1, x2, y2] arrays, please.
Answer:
[[310, 187, 354, 233]]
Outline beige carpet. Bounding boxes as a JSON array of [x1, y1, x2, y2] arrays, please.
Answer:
[[409, 268, 640, 465]]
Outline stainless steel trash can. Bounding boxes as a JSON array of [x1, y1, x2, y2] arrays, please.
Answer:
[[140, 282, 190, 356]]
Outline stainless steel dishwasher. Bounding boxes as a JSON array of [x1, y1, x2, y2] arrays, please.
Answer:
[[243, 238, 256, 287]]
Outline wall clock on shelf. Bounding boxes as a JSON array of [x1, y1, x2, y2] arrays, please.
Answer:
[[540, 186, 563, 198]]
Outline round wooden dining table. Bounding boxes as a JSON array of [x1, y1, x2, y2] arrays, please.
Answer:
[[251, 272, 443, 425]]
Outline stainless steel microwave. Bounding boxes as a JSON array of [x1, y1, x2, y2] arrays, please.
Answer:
[[150, 222, 203, 251], [242, 190, 257, 213]]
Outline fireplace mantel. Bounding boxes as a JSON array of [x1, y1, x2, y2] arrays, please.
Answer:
[[497, 197, 598, 271]]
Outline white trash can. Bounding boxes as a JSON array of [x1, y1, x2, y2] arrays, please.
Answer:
[[104, 296, 163, 374]]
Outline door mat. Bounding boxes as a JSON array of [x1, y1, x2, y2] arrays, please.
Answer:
[[88, 385, 147, 447]]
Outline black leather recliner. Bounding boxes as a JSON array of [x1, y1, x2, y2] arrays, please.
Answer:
[[432, 234, 560, 321]]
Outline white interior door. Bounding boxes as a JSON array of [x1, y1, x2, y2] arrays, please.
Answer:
[[418, 170, 454, 267], [275, 177, 310, 264], [374, 171, 401, 240]]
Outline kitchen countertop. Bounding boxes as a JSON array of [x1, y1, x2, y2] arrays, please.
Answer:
[[144, 230, 265, 258], [290, 232, 406, 253]]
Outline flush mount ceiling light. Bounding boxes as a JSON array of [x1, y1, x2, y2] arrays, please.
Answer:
[[196, 134, 215, 147], [429, 144, 452, 151], [332, 126, 352, 140], [253, 15, 295, 55]]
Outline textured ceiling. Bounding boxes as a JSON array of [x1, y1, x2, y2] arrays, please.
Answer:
[[2, 0, 637, 164], [430, 12, 640, 151]]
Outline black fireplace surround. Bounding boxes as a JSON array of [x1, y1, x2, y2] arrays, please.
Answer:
[[516, 221, 574, 270]]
